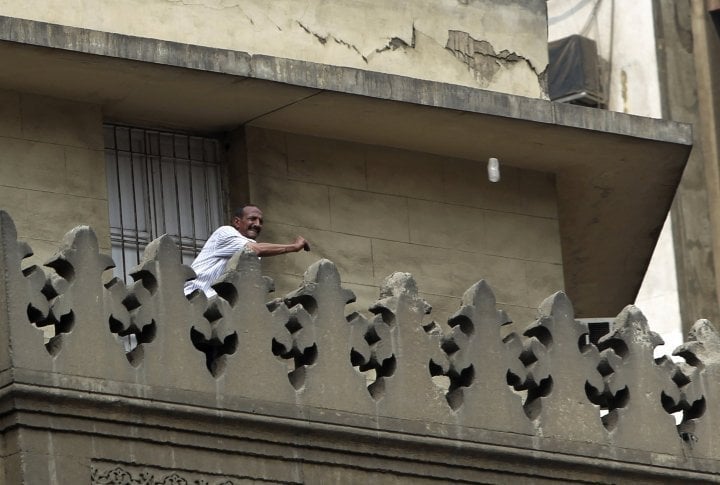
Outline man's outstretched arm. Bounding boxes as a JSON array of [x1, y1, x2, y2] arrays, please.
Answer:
[[245, 236, 310, 257]]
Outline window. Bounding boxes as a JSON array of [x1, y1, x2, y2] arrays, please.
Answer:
[[104, 124, 225, 281]]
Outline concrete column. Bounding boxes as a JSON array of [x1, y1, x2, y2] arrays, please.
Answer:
[[654, 0, 720, 331]]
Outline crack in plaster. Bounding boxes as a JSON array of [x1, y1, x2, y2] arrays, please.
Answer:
[[165, 0, 288, 31], [445, 30, 544, 81], [166, 0, 251, 16], [156, 5, 545, 91], [297, 20, 327, 44], [295, 21, 419, 64], [296, 21, 368, 62]]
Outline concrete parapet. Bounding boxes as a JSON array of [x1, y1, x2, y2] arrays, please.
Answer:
[[1, 210, 718, 483]]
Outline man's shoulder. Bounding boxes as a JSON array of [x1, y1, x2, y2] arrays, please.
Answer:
[[213, 225, 237, 236], [212, 226, 255, 243]]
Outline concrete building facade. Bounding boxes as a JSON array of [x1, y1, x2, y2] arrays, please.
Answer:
[[0, 0, 707, 482]]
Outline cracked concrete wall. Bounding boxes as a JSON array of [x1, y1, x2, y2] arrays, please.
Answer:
[[0, 0, 549, 98]]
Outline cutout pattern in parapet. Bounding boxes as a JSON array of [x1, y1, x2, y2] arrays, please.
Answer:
[[33, 261, 75, 356], [348, 309, 397, 400], [507, 312, 555, 420], [106, 276, 157, 367], [190, 295, 239, 378], [581, 306, 691, 453], [429, 281, 526, 414], [672, 319, 718, 452], [271, 301, 318, 390]]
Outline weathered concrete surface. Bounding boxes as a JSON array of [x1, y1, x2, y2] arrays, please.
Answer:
[[0, 15, 687, 142], [688, 4, 720, 318], [654, 0, 720, 334], [674, 319, 720, 460], [0, 0, 549, 98], [596, 306, 684, 455], [513, 292, 607, 442]]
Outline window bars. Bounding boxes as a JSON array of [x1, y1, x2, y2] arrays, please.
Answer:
[[104, 124, 225, 282]]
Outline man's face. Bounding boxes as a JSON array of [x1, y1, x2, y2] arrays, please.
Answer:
[[233, 206, 263, 239]]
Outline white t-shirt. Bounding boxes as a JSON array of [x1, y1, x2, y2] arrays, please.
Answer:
[[183, 226, 255, 297]]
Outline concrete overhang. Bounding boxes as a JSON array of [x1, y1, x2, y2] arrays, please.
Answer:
[[0, 16, 692, 317]]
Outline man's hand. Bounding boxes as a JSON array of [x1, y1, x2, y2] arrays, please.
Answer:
[[293, 236, 310, 252]]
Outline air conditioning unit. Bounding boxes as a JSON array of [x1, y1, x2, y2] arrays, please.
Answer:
[[548, 35, 605, 107], [577, 318, 614, 346]]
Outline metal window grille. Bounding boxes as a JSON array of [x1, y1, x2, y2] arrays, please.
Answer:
[[104, 124, 225, 282]]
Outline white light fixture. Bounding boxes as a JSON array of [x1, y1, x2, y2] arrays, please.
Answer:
[[487, 157, 501, 183]]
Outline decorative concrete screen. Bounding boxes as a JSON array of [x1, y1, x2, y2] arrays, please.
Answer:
[[0, 210, 718, 483]]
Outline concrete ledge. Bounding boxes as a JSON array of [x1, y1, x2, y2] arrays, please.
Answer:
[[0, 15, 252, 77], [3, 381, 719, 483], [0, 15, 690, 145]]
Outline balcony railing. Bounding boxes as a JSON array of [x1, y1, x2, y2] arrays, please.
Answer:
[[0, 209, 718, 483]]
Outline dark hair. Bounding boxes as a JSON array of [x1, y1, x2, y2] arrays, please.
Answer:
[[233, 204, 260, 218]]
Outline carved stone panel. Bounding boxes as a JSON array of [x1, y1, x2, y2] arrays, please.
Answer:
[[511, 292, 607, 442], [673, 319, 720, 459], [90, 463, 267, 485], [596, 306, 683, 454], [41, 225, 133, 379], [198, 249, 297, 404], [361, 272, 450, 423], [278, 259, 375, 414], [438, 280, 533, 434], [0, 211, 52, 371]]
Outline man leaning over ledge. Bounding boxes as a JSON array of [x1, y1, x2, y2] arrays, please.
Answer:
[[184, 204, 309, 297]]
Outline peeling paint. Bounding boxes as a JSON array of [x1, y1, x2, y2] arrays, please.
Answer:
[[445, 30, 542, 84], [375, 25, 417, 55]]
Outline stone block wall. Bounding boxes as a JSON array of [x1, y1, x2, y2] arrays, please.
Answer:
[[0, 0, 549, 98], [0, 89, 109, 268], [0, 87, 563, 324], [246, 127, 564, 323]]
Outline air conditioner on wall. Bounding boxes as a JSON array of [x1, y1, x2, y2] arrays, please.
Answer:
[[548, 35, 605, 107]]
